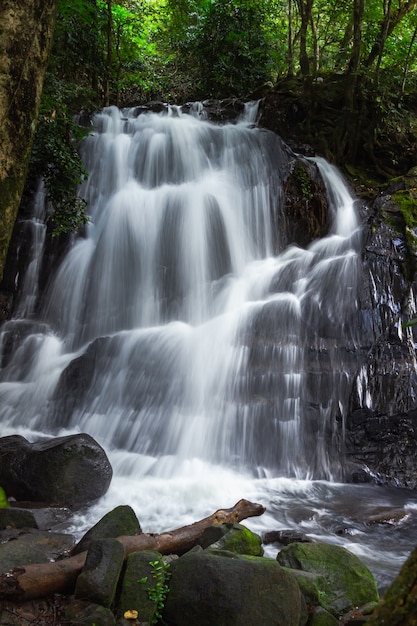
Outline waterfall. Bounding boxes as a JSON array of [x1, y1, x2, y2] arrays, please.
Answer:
[[4, 104, 417, 589], [0, 104, 362, 482]]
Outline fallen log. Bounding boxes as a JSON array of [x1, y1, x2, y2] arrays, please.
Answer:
[[0, 499, 266, 601]]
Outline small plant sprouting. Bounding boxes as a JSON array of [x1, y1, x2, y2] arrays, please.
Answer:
[[139, 559, 171, 625]]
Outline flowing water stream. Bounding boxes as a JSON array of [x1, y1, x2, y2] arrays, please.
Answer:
[[0, 104, 416, 591]]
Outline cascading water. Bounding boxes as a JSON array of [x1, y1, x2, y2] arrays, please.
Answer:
[[0, 104, 416, 589]]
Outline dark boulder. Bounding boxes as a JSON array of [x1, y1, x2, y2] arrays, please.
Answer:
[[0, 529, 75, 574], [116, 550, 168, 624], [198, 522, 263, 556], [74, 539, 125, 608], [0, 503, 71, 531], [0, 433, 112, 508], [73, 504, 142, 555], [281, 159, 330, 248], [64, 600, 116, 626], [276, 541, 379, 617], [163, 549, 307, 626]]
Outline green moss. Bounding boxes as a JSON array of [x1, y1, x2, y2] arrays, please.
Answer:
[[390, 190, 417, 281], [208, 523, 264, 557], [0, 486, 9, 508], [277, 541, 379, 617], [392, 190, 417, 227], [0, 161, 32, 281], [117, 551, 167, 625], [367, 545, 417, 625], [293, 163, 314, 200]]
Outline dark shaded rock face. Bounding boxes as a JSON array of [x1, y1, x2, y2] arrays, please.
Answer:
[[73, 504, 142, 556], [342, 194, 417, 489], [281, 159, 329, 248], [164, 549, 306, 626], [0, 433, 112, 507]]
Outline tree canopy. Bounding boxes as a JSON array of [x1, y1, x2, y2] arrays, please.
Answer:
[[46, 0, 417, 104], [24, 0, 417, 235]]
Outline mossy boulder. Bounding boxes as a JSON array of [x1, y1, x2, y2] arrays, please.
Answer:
[[201, 522, 263, 556], [308, 606, 339, 626], [367, 544, 417, 626], [0, 433, 112, 508], [73, 505, 141, 555], [116, 550, 168, 624], [164, 549, 307, 626], [276, 541, 379, 617], [74, 538, 125, 608], [64, 600, 116, 625], [0, 507, 37, 529], [0, 530, 75, 574]]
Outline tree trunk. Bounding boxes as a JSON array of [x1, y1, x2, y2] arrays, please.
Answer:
[[0, 499, 266, 602], [0, 0, 59, 282], [287, 0, 295, 77], [367, 544, 417, 625], [104, 0, 113, 106], [295, 0, 314, 76], [402, 21, 417, 93], [364, 0, 417, 68]]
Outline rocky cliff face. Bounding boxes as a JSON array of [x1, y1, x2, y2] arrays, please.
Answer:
[[259, 90, 417, 489], [343, 192, 417, 489]]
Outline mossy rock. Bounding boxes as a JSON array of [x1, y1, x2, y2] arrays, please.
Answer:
[[205, 522, 263, 556], [116, 550, 167, 624], [308, 606, 339, 626], [73, 504, 141, 555], [391, 190, 417, 231], [164, 549, 307, 626], [64, 600, 116, 625], [367, 544, 417, 626], [276, 541, 379, 617], [74, 538, 125, 608]]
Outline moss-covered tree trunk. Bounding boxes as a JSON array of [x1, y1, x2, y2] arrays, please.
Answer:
[[0, 0, 58, 281], [368, 545, 417, 625]]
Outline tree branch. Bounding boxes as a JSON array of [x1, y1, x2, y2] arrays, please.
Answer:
[[0, 499, 266, 601]]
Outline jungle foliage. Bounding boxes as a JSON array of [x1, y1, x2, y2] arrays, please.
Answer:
[[46, 0, 417, 105], [27, 0, 417, 233]]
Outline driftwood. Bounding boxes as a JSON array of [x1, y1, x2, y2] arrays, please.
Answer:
[[0, 499, 266, 601]]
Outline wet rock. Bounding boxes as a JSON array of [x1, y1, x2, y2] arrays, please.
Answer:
[[65, 599, 116, 625], [0, 503, 72, 531], [263, 529, 313, 546], [344, 409, 417, 490], [365, 508, 409, 525], [308, 606, 339, 626], [116, 550, 167, 624], [0, 529, 75, 574], [281, 159, 330, 248], [276, 541, 379, 617], [75, 539, 125, 608], [163, 549, 307, 626], [204, 523, 264, 557], [73, 505, 142, 555], [0, 433, 112, 508], [343, 199, 417, 489], [0, 507, 37, 530]]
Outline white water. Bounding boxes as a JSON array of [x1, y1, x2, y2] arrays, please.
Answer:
[[0, 104, 415, 590]]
